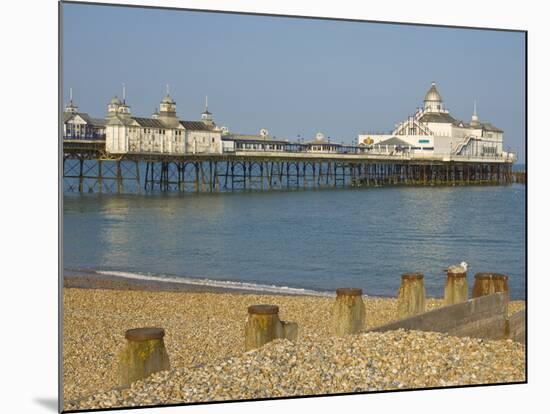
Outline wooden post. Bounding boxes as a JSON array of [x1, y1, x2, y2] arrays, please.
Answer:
[[444, 270, 468, 306], [492, 273, 509, 303], [244, 304, 298, 351], [472, 273, 495, 298], [118, 327, 170, 387], [397, 273, 426, 318], [281, 321, 298, 342], [333, 288, 365, 336]]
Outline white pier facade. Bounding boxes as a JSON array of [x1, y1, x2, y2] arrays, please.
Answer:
[[357, 82, 510, 161], [63, 82, 516, 177]]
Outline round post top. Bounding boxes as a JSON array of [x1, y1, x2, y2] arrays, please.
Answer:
[[401, 272, 424, 280], [125, 327, 165, 341], [248, 304, 279, 315], [336, 288, 363, 297], [474, 273, 494, 280], [447, 270, 467, 278], [491, 273, 509, 281]]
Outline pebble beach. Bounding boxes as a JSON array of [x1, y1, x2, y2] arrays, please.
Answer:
[[63, 283, 525, 411]]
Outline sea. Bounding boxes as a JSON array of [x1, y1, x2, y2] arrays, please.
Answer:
[[63, 183, 526, 300]]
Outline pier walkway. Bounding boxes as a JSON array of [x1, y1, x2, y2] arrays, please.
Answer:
[[63, 140, 515, 193]]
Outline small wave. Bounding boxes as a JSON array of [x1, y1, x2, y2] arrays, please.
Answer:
[[92, 270, 333, 297]]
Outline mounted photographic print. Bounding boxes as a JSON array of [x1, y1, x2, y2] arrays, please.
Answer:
[[61, 1, 526, 412]]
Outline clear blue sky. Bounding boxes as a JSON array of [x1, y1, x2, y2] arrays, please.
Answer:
[[62, 2, 526, 161]]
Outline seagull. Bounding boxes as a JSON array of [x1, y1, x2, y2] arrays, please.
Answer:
[[445, 261, 468, 273]]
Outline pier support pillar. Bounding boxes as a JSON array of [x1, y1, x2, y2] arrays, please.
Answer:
[[333, 288, 365, 336], [444, 270, 468, 306], [397, 273, 426, 318], [244, 305, 298, 351], [118, 327, 170, 387], [472, 273, 495, 298]]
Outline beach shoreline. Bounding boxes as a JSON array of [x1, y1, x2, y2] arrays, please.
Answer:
[[63, 269, 335, 296], [63, 282, 525, 410]]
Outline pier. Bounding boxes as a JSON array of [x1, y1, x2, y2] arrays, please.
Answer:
[[63, 140, 514, 193]]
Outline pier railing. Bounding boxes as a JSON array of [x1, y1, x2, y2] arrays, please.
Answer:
[[62, 138, 514, 164], [64, 132, 106, 140]]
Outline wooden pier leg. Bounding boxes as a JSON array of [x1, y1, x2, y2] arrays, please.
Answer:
[[160, 162, 166, 191], [243, 162, 247, 190], [194, 162, 199, 192], [397, 273, 426, 318], [444, 270, 468, 305], [312, 162, 317, 188], [260, 162, 265, 191], [150, 162, 155, 191], [214, 162, 220, 191], [230, 162, 235, 191], [288, 162, 293, 188], [143, 162, 149, 190], [223, 161, 230, 190], [209, 160, 213, 192], [116, 160, 123, 193], [177, 162, 183, 192], [422, 164, 427, 185], [98, 160, 103, 193], [135, 161, 140, 192], [78, 158, 84, 193], [118, 327, 170, 387], [366, 163, 371, 186], [200, 162, 208, 192], [267, 162, 273, 189], [333, 288, 365, 336]]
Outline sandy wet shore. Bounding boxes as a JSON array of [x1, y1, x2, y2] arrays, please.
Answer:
[[63, 282, 525, 411]]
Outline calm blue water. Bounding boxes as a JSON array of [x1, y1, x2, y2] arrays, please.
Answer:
[[63, 185, 526, 299], [512, 163, 525, 172]]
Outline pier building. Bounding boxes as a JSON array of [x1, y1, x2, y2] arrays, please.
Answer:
[[358, 82, 506, 158], [305, 132, 342, 153], [103, 89, 223, 155], [221, 128, 291, 153], [63, 90, 106, 140], [62, 83, 517, 194]]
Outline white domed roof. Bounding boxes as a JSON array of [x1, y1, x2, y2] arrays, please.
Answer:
[[109, 96, 122, 105], [424, 82, 442, 102]]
